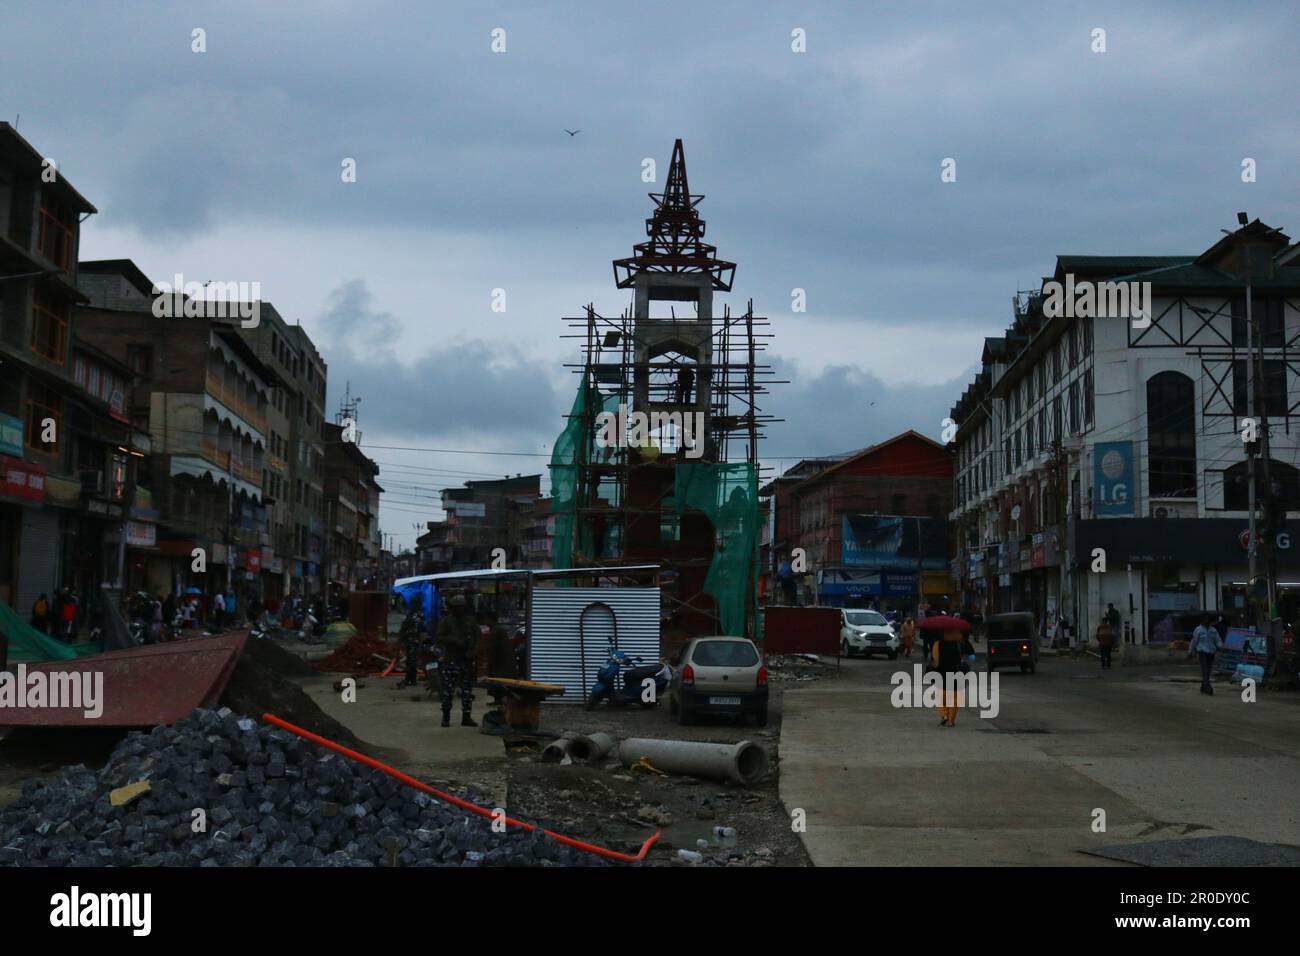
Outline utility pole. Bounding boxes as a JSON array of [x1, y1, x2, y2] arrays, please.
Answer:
[[1233, 211, 1284, 668]]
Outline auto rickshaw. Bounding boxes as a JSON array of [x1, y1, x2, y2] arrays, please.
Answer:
[[986, 611, 1038, 674]]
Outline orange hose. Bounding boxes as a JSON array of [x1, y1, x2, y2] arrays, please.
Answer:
[[262, 713, 661, 864]]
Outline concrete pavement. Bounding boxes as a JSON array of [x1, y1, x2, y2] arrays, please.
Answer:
[[779, 652, 1300, 865]]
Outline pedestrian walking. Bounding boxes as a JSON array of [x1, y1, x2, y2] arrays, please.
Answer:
[[30, 593, 49, 634], [1188, 613, 1223, 695], [899, 616, 916, 657], [929, 623, 967, 727], [213, 591, 226, 628], [59, 590, 78, 641], [1096, 616, 1115, 669], [1106, 603, 1122, 642]]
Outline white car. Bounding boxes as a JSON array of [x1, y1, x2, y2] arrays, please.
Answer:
[[840, 609, 900, 659]]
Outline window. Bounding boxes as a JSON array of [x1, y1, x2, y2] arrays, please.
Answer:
[[1231, 297, 1284, 349], [25, 382, 62, 452], [1223, 458, 1300, 511], [1082, 317, 1093, 357], [1068, 383, 1080, 434], [1068, 324, 1079, 365], [1052, 394, 1062, 442], [127, 345, 153, 376], [1051, 342, 1061, 382], [1014, 432, 1022, 468], [1232, 359, 1287, 417], [1147, 371, 1197, 498], [31, 290, 69, 362], [1038, 407, 1046, 449], [1083, 369, 1095, 428], [1004, 439, 1011, 476], [37, 198, 75, 270], [1026, 421, 1034, 460]]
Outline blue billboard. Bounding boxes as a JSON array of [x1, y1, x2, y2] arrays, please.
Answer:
[[842, 514, 948, 570], [1093, 441, 1135, 516]]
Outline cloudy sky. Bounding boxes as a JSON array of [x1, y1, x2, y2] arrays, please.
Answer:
[[4, 1, 1297, 545]]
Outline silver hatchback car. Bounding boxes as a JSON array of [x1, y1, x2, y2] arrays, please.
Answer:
[[668, 636, 769, 726]]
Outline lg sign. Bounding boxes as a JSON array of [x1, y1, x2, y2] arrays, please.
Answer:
[[1240, 529, 1291, 550]]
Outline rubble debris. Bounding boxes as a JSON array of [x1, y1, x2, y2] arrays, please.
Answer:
[[0, 708, 607, 868], [764, 654, 834, 683], [312, 633, 397, 674]]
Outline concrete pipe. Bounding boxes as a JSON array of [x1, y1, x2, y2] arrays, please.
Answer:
[[568, 732, 615, 764], [618, 737, 770, 786], [541, 731, 579, 763]]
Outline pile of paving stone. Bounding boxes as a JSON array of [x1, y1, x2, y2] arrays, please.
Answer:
[[0, 708, 606, 867]]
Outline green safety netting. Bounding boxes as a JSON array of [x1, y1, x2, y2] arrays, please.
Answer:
[[547, 378, 759, 633], [549, 378, 621, 572], [1, 600, 104, 663], [674, 463, 759, 636]]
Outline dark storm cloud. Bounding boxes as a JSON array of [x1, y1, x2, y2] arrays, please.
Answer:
[[3, 0, 1298, 476], [315, 279, 558, 441], [762, 357, 968, 463]]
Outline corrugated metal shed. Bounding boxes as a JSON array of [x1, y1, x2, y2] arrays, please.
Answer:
[[529, 588, 660, 704]]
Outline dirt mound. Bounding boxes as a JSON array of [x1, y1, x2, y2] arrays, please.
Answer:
[[313, 632, 397, 674], [242, 636, 316, 677], [220, 646, 368, 752]]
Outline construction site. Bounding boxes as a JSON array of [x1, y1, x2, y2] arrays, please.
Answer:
[[0, 138, 817, 871]]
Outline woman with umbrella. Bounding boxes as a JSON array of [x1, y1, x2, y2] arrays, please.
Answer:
[[919, 614, 971, 727]]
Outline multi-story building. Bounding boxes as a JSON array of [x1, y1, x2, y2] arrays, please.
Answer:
[[759, 452, 855, 605], [229, 302, 324, 600], [0, 123, 152, 619], [439, 475, 541, 570], [76, 260, 278, 601], [284, 325, 328, 596], [522, 497, 554, 570], [949, 218, 1300, 644], [321, 420, 382, 590], [760, 432, 954, 611]]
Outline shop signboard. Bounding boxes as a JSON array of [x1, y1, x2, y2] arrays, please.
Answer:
[[1094, 441, 1135, 516], [1, 456, 45, 503], [0, 415, 23, 458]]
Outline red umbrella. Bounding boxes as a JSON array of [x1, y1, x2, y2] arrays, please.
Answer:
[[916, 614, 970, 632]]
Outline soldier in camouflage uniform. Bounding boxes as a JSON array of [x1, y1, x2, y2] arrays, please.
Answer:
[[435, 593, 479, 727], [396, 594, 423, 688]]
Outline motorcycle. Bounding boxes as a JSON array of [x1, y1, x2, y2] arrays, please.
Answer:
[[586, 647, 671, 710], [297, 608, 327, 643]]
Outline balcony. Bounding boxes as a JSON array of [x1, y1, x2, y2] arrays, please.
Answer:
[[198, 439, 263, 488], [205, 371, 268, 434]]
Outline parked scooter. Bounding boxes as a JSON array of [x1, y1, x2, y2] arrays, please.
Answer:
[[586, 647, 671, 710]]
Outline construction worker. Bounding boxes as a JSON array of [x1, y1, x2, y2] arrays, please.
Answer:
[[435, 593, 478, 727], [397, 593, 424, 688]]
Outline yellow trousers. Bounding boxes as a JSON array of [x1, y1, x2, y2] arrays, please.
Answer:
[[939, 689, 959, 724]]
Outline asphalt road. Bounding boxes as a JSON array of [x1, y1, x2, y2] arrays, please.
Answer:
[[778, 650, 1300, 866]]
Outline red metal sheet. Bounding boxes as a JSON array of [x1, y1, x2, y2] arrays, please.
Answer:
[[761, 606, 841, 656], [0, 631, 248, 727]]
